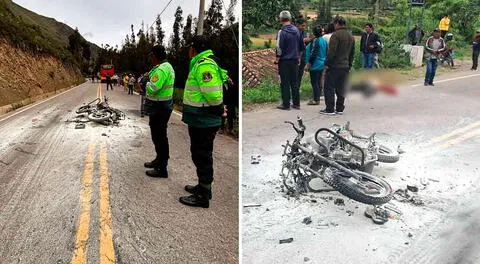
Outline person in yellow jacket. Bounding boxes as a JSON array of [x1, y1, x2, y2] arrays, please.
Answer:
[[143, 45, 175, 178], [179, 35, 228, 208], [439, 15, 450, 38]]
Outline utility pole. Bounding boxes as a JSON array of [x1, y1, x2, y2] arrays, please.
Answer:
[[197, 0, 205, 35]]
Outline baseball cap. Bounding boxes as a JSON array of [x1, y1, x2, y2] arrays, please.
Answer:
[[279, 11, 292, 21]]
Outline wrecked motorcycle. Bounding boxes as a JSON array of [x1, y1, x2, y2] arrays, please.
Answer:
[[75, 96, 125, 126], [280, 117, 393, 205], [309, 121, 400, 169]]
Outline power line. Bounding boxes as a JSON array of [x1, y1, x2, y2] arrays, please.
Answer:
[[148, 0, 176, 30]]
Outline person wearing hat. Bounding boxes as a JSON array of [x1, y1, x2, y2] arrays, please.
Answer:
[[180, 35, 228, 208], [472, 30, 480, 71], [143, 45, 175, 178], [275, 10, 305, 110], [424, 28, 445, 86]]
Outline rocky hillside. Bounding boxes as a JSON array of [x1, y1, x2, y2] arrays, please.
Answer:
[[0, 40, 84, 107], [0, 0, 98, 108]]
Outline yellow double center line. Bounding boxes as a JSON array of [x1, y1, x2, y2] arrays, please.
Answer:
[[96, 83, 103, 101], [422, 120, 480, 150], [71, 142, 115, 264]]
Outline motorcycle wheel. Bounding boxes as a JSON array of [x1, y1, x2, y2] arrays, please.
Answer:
[[324, 169, 393, 205], [376, 144, 400, 163], [88, 111, 111, 123]]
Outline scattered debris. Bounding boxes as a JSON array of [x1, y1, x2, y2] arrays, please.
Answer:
[[428, 178, 440, 183], [334, 198, 345, 206], [408, 233, 413, 238], [279, 238, 294, 244], [243, 204, 262, 208], [75, 123, 85, 129], [365, 205, 390, 225], [397, 145, 405, 154], [302, 217, 312, 225], [101, 133, 107, 137], [384, 204, 403, 215], [251, 155, 261, 164], [407, 185, 418, 193], [304, 257, 310, 262], [393, 189, 424, 206], [346, 210, 354, 216], [310, 199, 317, 203]]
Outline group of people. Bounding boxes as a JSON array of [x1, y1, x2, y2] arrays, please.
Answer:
[[275, 11, 354, 115], [131, 36, 229, 208], [275, 11, 480, 114]]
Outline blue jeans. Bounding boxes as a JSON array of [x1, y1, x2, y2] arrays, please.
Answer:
[[310, 70, 323, 101], [363, 52, 375, 69], [425, 59, 438, 84]]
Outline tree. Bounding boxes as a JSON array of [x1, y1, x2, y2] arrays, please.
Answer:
[[226, 0, 238, 25], [204, 0, 224, 36], [316, 0, 332, 24], [130, 24, 136, 46], [183, 14, 194, 45], [155, 14, 165, 45], [149, 26, 156, 45], [170, 6, 184, 54]]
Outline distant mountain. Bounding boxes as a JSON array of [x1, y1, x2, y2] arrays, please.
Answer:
[[1, 0, 100, 59]]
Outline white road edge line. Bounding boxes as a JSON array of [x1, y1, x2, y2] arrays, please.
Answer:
[[411, 73, 480, 87], [0, 82, 86, 123]]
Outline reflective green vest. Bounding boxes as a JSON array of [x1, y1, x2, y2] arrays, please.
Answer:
[[182, 50, 227, 127], [146, 61, 175, 102]]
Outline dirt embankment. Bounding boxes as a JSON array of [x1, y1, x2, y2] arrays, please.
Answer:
[[0, 40, 84, 110]]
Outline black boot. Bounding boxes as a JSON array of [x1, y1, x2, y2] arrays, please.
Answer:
[[144, 159, 158, 168], [179, 194, 209, 208], [184, 185, 212, 199], [179, 186, 211, 208], [146, 168, 168, 178]]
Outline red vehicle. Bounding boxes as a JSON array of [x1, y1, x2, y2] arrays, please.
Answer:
[[99, 64, 115, 82]]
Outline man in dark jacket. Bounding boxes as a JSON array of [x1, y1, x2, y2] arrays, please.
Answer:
[[472, 30, 480, 71], [360, 23, 380, 69], [408, 24, 425, 45], [106, 74, 113, 90], [296, 17, 311, 94], [322, 16, 355, 115], [275, 10, 305, 110]]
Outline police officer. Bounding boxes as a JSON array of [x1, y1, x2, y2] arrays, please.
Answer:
[[143, 45, 175, 178], [179, 35, 227, 208]]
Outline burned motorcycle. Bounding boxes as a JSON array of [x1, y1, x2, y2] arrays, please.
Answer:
[[280, 117, 393, 205]]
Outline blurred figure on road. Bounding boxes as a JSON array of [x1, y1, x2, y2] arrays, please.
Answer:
[[360, 23, 381, 69], [295, 16, 310, 96], [275, 10, 305, 110], [180, 35, 227, 208], [439, 15, 450, 38], [424, 29, 445, 86], [143, 45, 175, 178], [322, 16, 355, 115], [139, 72, 148, 117], [472, 30, 480, 71], [123, 74, 129, 92], [106, 73, 113, 90], [128, 74, 135, 95], [409, 24, 425, 45], [305, 25, 327, 106], [112, 74, 119, 86], [91, 73, 95, 83]]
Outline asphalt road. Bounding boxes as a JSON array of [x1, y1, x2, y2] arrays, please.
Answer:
[[0, 81, 238, 264], [242, 70, 480, 264]]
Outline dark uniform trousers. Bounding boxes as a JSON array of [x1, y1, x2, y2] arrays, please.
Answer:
[[188, 126, 219, 185], [148, 109, 172, 169]]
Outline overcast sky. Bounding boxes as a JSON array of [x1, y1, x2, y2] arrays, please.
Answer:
[[12, 0, 239, 48]]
